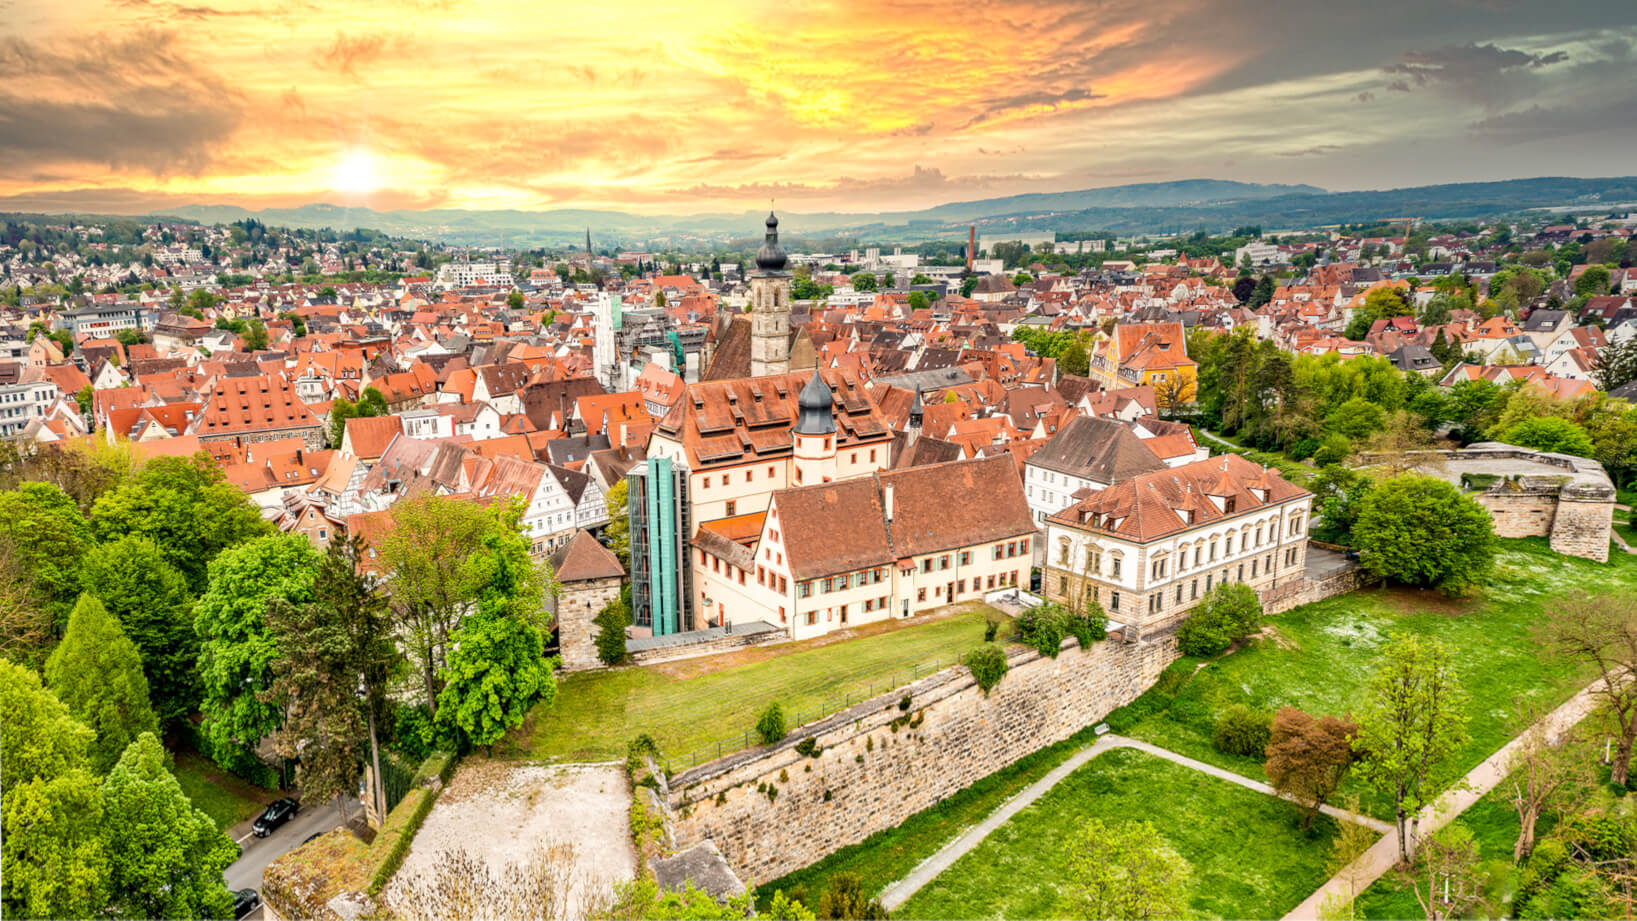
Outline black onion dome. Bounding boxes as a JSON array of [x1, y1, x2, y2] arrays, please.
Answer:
[[794, 370, 835, 435], [755, 211, 788, 272]]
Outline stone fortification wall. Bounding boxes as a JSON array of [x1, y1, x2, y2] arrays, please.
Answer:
[[1552, 496, 1615, 562], [663, 633, 1175, 885], [1262, 565, 1378, 616]]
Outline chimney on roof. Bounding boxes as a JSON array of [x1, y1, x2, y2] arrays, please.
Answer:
[[884, 481, 895, 523]]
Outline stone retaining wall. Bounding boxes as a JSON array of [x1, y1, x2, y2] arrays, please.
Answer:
[[1263, 564, 1378, 616], [628, 626, 787, 667], [663, 633, 1175, 885]]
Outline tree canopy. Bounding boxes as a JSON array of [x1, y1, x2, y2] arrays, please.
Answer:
[[46, 594, 159, 774], [1353, 474, 1495, 596], [78, 535, 197, 727], [89, 453, 269, 591], [194, 533, 320, 760]]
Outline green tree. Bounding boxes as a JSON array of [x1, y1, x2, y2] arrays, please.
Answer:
[[1353, 475, 1495, 596], [593, 596, 629, 666], [910, 273, 932, 285], [1496, 416, 1595, 457], [1062, 817, 1192, 919], [851, 272, 877, 292], [1574, 264, 1610, 298], [101, 733, 237, 920], [1355, 633, 1470, 863], [0, 482, 92, 626], [507, 290, 525, 310], [1060, 336, 1090, 377], [960, 276, 979, 298], [604, 479, 630, 568], [328, 396, 358, 446], [1175, 582, 1263, 657], [359, 385, 389, 417], [0, 660, 108, 919], [79, 536, 197, 727], [1326, 397, 1386, 441], [46, 595, 159, 773], [379, 496, 509, 716], [74, 383, 93, 416], [241, 317, 269, 351], [906, 290, 929, 311], [194, 533, 319, 762], [1593, 338, 1637, 393], [1248, 274, 1276, 308], [90, 453, 270, 592], [434, 535, 557, 752], [267, 536, 401, 823]]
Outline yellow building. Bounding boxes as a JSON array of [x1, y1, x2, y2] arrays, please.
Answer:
[[1089, 322, 1197, 407]]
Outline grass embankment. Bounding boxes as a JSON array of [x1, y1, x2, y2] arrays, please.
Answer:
[[894, 747, 1344, 920], [170, 748, 271, 831], [507, 605, 1005, 764], [1117, 539, 1635, 818]]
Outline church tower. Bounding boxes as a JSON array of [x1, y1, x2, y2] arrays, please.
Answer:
[[749, 211, 792, 378]]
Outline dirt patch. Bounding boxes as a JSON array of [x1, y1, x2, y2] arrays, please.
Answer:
[[1249, 624, 1298, 651], [1376, 585, 1483, 617], [385, 760, 636, 917]]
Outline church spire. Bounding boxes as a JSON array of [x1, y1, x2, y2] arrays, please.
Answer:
[[754, 211, 788, 273]]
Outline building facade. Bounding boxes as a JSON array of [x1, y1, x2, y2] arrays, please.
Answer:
[[1042, 454, 1312, 634]]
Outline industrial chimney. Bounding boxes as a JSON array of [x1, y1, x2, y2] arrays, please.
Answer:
[[966, 226, 975, 274]]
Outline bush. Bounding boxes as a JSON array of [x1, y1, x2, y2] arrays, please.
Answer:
[[817, 873, 888, 920], [756, 702, 787, 745], [1176, 610, 1235, 657], [795, 737, 820, 758], [1065, 599, 1109, 648], [1211, 704, 1273, 758], [369, 786, 437, 895], [1013, 602, 1071, 658], [983, 615, 1001, 643], [1558, 814, 1637, 863], [593, 597, 630, 666], [1289, 437, 1321, 461], [963, 643, 1009, 696], [1176, 583, 1263, 658], [1312, 433, 1351, 467]]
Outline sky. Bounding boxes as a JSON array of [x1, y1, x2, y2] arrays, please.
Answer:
[[2, 0, 1635, 216]]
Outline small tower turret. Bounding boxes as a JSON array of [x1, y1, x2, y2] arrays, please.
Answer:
[[792, 370, 836, 485]]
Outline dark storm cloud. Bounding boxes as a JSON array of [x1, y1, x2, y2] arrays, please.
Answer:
[[960, 88, 1104, 128]]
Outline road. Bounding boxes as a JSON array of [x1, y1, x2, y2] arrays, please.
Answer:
[[224, 796, 346, 899]]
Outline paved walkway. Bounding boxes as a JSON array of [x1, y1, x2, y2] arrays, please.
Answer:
[[1282, 679, 1608, 920], [1613, 505, 1635, 555], [877, 734, 1390, 911]]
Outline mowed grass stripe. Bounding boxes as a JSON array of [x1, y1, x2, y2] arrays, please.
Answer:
[[509, 606, 1002, 763]]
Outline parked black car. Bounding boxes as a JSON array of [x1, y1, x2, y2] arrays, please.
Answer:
[[251, 798, 298, 837], [233, 888, 260, 919]]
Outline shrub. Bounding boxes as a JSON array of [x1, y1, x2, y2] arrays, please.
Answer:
[[1559, 814, 1637, 863], [1176, 610, 1234, 657], [1065, 599, 1109, 648], [898, 695, 911, 712], [1211, 704, 1273, 758], [817, 873, 888, 920], [983, 615, 1001, 643], [1176, 583, 1263, 658], [795, 737, 820, 758], [963, 642, 1009, 695], [593, 597, 630, 666], [1013, 602, 1071, 658], [1289, 437, 1321, 461], [756, 702, 787, 744], [1313, 433, 1351, 467]]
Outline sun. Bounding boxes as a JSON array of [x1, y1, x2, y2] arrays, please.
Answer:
[[332, 150, 382, 194]]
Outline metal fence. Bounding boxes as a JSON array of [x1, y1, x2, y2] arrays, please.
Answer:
[[662, 652, 969, 774]]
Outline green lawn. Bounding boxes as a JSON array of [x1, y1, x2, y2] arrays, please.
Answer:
[[1614, 507, 1636, 546], [759, 722, 1104, 911], [505, 606, 1005, 764], [170, 749, 272, 831], [893, 747, 1345, 920], [1116, 539, 1637, 818], [1354, 775, 1537, 920]]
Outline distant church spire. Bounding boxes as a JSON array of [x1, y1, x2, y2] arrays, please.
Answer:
[[749, 210, 792, 377], [585, 227, 592, 258]]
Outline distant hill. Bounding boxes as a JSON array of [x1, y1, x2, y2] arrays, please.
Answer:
[[143, 175, 1637, 247]]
